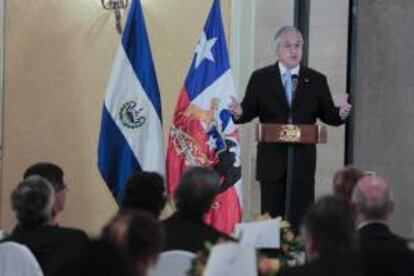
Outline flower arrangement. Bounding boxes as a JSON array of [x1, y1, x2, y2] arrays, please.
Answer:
[[187, 215, 304, 276], [257, 214, 304, 275]]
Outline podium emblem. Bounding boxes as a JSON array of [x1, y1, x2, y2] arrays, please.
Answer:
[[279, 124, 301, 142]]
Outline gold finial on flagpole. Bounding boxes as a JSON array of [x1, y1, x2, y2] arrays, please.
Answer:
[[101, 0, 129, 34]]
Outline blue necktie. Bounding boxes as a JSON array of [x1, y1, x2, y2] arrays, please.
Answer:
[[283, 70, 293, 106]]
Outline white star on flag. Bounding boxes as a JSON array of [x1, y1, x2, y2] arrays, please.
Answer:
[[194, 32, 217, 68], [206, 135, 217, 151], [229, 145, 241, 167]]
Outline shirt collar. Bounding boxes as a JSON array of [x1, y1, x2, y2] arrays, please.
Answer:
[[278, 62, 300, 77], [357, 220, 388, 230]]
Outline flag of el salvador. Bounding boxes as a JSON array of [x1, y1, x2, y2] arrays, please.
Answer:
[[98, 0, 164, 202]]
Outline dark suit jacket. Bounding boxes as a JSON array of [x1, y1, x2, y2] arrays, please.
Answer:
[[7, 224, 89, 276], [358, 222, 414, 276], [279, 252, 363, 276], [162, 212, 231, 253], [235, 63, 344, 182]]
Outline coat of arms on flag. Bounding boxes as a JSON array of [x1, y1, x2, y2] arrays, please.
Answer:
[[166, 0, 242, 234]]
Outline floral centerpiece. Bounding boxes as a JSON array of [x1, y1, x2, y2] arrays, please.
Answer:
[[188, 214, 304, 276], [257, 214, 304, 275]]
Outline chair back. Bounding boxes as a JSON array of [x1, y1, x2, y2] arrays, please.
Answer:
[[0, 241, 44, 276], [148, 250, 196, 276]]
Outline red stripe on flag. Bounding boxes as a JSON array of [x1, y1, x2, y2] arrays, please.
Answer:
[[204, 186, 242, 234]]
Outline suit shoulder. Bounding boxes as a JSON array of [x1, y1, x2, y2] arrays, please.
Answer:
[[247, 65, 277, 85], [302, 66, 327, 79], [56, 226, 88, 240], [252, 64, 277, 76], [390, 232, 410, 246]]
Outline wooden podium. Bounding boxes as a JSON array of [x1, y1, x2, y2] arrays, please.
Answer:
[[256, 123, 327, 144], [255, 123, 327, 224]]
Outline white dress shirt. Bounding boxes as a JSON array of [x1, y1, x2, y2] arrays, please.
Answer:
[[278, 62, 300, 80]]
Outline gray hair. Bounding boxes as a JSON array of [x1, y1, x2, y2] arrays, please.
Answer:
[[352, 182, 393, 220], [274, 25, 304, 50], [11, 175, 55, 225]]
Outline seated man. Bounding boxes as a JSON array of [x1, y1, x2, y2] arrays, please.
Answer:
[[121, 171, 166, 218], [352, 175, 414, 276], [162, 166, 231, 253], [332, 166, 365, 204], [23, 162, 68, 226], [6, 176, 88, 276], [280, 196, 362, 276]]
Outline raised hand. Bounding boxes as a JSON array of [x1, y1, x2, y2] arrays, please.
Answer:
[[228, 96, 243, 118], [339, 94, 352, 120]]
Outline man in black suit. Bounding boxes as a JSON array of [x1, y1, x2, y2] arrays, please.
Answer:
[[352, 175, 414, 276], [229, 26, 351, 227], [6, 175, 88, 276], [280, 196, 362, 276]]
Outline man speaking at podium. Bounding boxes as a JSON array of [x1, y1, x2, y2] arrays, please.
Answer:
[[229, 26, 351, 228]]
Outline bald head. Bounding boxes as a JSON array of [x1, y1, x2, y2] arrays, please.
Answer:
[[352, 176, 393, 221]]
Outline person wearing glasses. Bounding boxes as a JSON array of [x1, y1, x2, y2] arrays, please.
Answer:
[[23, 162, 69, 226]]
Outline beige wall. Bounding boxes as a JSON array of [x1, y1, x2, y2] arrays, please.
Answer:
[[0, 0, 231, 235], [352, 0, 414, 237], [308, 0, 349, 198]]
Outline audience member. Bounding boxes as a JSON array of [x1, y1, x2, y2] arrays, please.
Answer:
[[121, 171, 166, 218], [0, 241, 44, 276], [280, 196, 362, 276], [102, 209, 165, 276], [53, 239, 133, 276], [352, 175, 414, 276], [332, 165, 364, 204], [23, 162, 68, 226], [162, 166, 232, 253], [6, 175, 88, 276]]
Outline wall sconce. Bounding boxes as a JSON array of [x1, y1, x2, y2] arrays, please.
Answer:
[[101, 0, 129, 34]]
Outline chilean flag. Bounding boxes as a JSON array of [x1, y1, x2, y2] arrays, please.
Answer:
[[166, 0, 242, 234], [98, 0, 164, 202]]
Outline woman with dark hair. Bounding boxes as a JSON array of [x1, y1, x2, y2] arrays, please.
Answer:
[[162, 166, 232, 253], [332, 166, 364, 204], [102, 209, 165, 276], [280, 196, 362, 276], [121, 171, 166, 218]]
